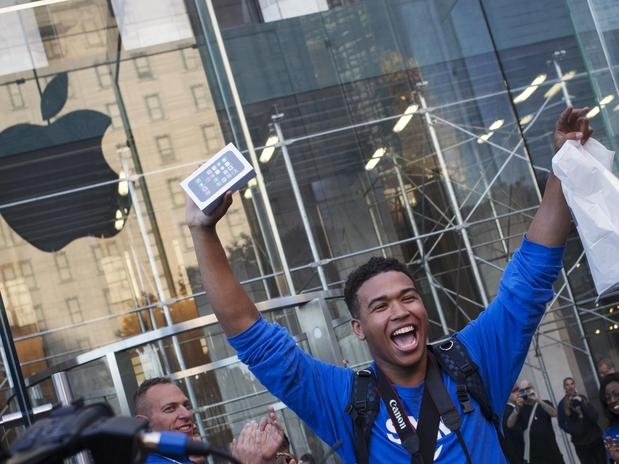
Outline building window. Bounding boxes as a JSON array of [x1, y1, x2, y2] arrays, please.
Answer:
[[92, 243, 121, 274], [145, 94, 165, 121], [180, 48, 199, 71], [167, 178, 185, 208], [76, 337, 90, 350], [105, 102, 123, 129], [7, 83, 25, 109], [91, 245, 103, 274], [44, 39, 63, 59], [103, 288, 112, 307], [95, 65, 112, 89], [106, 242, 120, 257], [54, 252, 72, 282], [155, 135, 176, 164], [179, 222, 193, 250], [66, 297, 83, 324], [19, 260, 37, 289], [134, 56, 153, 79], [83, 18, 103, 47], [201, 123, 218, 152], [190, 84, 210, 111], [34, 304, 46, 331], [1, 264, 15, 281]]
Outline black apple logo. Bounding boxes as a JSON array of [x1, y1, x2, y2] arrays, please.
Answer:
[[0, 73, 131, 252]]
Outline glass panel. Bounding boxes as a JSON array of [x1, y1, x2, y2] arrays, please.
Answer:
[[565, 0, 619, 151], [0, 1, 617, 462]]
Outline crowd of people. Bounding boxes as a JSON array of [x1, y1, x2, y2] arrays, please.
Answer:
[[127, 105, 617, 464], [131, 356, 619, 464], [499, 359, 619, 464]]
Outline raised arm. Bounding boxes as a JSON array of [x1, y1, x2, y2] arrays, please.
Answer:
[[526, 106, 592, 246], [186, 191, 259, 336]]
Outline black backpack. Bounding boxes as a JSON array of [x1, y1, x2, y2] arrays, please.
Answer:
[[346, 336, 506, 464]]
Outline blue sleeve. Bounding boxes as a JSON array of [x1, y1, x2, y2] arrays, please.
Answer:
[[228, 317, 354, 451], [458, 236, 564, 420]]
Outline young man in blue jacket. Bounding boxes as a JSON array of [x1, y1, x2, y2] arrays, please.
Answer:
[[186, 107, 592, 463]]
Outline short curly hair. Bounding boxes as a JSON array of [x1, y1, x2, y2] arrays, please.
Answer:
[[344, 256, 414, 318]]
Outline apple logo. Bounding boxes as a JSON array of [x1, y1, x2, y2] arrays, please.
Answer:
[[0, 72, 131, 252]]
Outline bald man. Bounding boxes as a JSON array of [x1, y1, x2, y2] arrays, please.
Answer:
[[134, 377, 194, 464]]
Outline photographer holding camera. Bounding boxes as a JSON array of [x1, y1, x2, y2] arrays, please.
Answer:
[[506, 379, 564, 463], [557, 377, 606, 464]]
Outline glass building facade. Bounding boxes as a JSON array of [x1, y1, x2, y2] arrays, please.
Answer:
[[0, 0, 618, 461]]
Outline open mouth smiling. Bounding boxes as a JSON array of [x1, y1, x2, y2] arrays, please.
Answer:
[[176, 423, 193, 434], [391, 325, 418, 350]]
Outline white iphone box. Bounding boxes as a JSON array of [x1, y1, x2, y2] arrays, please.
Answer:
[[181, 143, 256, 214]]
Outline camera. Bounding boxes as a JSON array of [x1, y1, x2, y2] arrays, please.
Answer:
[[518, 391, 529, 400], [569, 396, 581, 409]]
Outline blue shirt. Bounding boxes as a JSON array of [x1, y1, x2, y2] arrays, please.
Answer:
[[229, 238, 564, 463]]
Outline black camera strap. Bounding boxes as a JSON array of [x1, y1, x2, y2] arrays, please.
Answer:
[[375, 354, 475, 464], [375, 365, 438, 464]]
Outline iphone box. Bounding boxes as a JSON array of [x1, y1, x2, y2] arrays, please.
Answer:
[[181, 143, 255, 214]]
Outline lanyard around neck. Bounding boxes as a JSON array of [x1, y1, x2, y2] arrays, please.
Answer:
[[374, 353, 473, 464], [374, 365, 437, 464]]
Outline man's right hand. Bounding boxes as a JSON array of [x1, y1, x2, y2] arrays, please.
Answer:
[[186, 191, 233, 229]]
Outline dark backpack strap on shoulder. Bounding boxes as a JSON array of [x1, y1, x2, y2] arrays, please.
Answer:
[[430, 337, 508, 458], [431, 338, 490, 417], [346, 369, 379, 464]]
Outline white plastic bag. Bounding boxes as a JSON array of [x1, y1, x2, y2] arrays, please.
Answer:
[[552, 138, 619, 297]]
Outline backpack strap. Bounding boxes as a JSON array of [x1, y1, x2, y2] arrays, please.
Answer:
[[430, 337, 508, 457], [425, 353, 473, 464], [348, 337, 509, 462], [346, 369, 379, 464]]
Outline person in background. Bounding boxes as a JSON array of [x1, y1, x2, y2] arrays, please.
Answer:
[[506, 379, 564, 464], [134, 377, 194, 464], [503, 384, 524, 463], [557, 377, 606, 464], [597, 358, 616, 379], [599, 372, 619, 462]]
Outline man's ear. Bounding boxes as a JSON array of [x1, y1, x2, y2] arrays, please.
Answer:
[[351, 318, 366, 341]]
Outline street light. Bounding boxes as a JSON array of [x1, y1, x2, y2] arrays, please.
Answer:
[[513, 73, 547, 103], [488, 119, 504, 131], [365, 147, 386, 171], [259, 135, 279, 163], [244, 178, 257, 199], [392, 104, 419, 133], [117, 170, 129, 196], [519, 114, 533, 126], [476, 132, 494, 144], [544, 70, 576, 98]]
